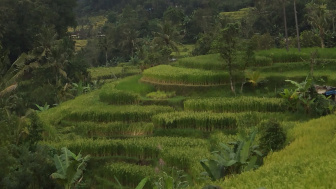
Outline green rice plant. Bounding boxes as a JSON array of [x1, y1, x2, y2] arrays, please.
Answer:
[[63, 121, 154, 137], [257, 62, 310, 72], [115, 75, 156, 95], [104, 162, 155, 188], [184, 97, 286, 113], [252, 56, 273, 67], [177, 54, 224, 70], [153, 128, 204, 138], [146, 91, 176, 99], [43, 137, 209, 159], [64, 105, 174, 123], [89, 66, 140, 80], [142, 65, 241, 86], [152, 111, 264, 131], [99, 89, 140, 105], [256, 48, 310, 63], [160, 147, 211, 179]]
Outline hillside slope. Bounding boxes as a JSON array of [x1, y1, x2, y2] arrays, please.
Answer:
[[203, 114, 336, 188]]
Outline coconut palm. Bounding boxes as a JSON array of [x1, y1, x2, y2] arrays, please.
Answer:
[[153, 21, 182, 54]]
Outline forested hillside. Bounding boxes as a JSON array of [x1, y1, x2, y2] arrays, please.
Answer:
[[1, 0, 336, 188]]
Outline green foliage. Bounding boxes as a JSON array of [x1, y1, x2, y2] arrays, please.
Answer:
[[257, 49, 310, 63], [0, 145, 58, 189], [192, 33, 216, 56], [252, 56, 273, 67], [153, 170, 189, 189], [142, 65, 239, 86], [44, 137, 208, 160], [115, 75, 156, 95], [258, 119, 286, 154], [300, 30, 321, 47], [153, 129, 204, 138], [184, 97, 285, 113], [245, 71, 263, 88], [153, 111, 247, 131], [146, 91, 176, 99], [280, 74, 333, 116], [99, 89, 140, 105], [51, 147, 91, 189], [62, 121, 154, 137], [35, 103, 50, 112], [105, 162, 155, 188], [71, 81, 91, 96], [160, 147, 211, 179], [211, 23, 241, 93], [200, 130, 262, 181], [216, 114, 336, 188], [64, 105, 173, 123], [250, 33, 275, 50], [177, 54, 224, 70]]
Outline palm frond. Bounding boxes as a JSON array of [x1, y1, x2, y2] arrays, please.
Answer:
[[0, 83, 18, 97]]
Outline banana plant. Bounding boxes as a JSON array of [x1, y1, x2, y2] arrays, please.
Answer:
[[200, 130, 262, 181], [71, 81, 90, 96], [35, 103, 50, 112], [51, 147, 90, 189]]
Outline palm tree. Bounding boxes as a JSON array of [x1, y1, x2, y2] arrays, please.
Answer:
[[153, 21, 181, 54]]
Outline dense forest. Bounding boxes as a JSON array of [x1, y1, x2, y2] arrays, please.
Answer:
[[1, 0, 336, 188]]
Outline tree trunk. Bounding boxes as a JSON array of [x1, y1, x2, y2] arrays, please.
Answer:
[[320, 29, 325, 48], [228, 62, 236, 94], [283, 0, 289, 51], [294, 0, 301, 52], [105, 48, 108, 67]]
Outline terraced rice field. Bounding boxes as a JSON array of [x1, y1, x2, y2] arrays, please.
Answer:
[[39, 48, 336, 188]]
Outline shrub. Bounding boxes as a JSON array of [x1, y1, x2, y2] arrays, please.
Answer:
[[258, 119, 286, 154], [250, 33, 275, 50], [300, 30, 320, 48], [146, 91, 176, 99]]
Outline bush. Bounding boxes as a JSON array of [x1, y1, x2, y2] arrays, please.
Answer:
[[250, 33, 275, 50], [300, 30, 320, 48], [146, 91, 176, 99], [258, 119, 286, 154], [192, 33, 215, 56]]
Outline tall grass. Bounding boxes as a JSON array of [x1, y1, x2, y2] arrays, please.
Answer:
[[184, 97, 286, 113], [152, 111, 266, 131], [177, 54, 224, 70], [104, 162, 155, 188], [43, 137, 209, 159], [99, 89, 140, 105], [61, 121, 154, 137], [142, 65, 242, 85], [89, 66, 140, 80], [64, 105, 174, 122]]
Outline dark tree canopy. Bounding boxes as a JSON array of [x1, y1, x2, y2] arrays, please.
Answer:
[[0, 0, 77, 62]]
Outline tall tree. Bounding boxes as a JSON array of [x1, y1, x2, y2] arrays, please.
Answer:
[[294, 0, 301, 51], [0, 0, 77, 62], [305, 1, 329, 48], [212, 23, 240, 94], [282, 0, 289, 51]]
